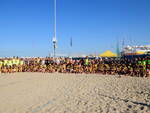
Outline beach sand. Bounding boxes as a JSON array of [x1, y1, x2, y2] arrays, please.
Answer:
[[0, 73, 150, 113]]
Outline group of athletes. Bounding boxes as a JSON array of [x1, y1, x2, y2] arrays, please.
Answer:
[[0, 56, 150, 77]]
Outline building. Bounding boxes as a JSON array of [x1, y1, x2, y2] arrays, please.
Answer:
[[122, 45, 150, 55]]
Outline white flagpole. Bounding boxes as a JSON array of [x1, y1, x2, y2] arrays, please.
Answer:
[[52, 0, 57, 58]]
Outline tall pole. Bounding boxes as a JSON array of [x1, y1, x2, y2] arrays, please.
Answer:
[[52, 0, 57, 58], [54, 0, 56, 39]]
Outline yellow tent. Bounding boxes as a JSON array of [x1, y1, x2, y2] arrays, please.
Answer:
[[136, 51, 145, 55], [99, 50, 117, 57]]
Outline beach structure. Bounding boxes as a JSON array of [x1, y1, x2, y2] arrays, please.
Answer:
[[122, 45, 150, 55], [99, 50, 117, 57], [52, 0, 57, 58]]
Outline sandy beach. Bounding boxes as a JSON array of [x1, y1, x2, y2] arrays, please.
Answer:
[[0, 73, 150, 113]]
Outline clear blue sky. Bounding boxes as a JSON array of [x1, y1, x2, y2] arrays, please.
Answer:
[[0, 0, 150, 57]]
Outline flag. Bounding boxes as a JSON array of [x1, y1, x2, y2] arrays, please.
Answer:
[[70, 37, 72, 47]]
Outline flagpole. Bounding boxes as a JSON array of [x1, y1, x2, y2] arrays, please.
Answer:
[[54, 0, 56, 39], [52, 0, 57, 58]]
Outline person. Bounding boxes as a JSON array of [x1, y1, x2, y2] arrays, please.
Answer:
[[84, 56, 89, 66], [0, 56, 150, 77], [0, 59, 3, 73], [84, 56, 89, 73], [12, 57, 16, 66], [8, 59, 12, 67], [19, 59, 24, 66], [146, 57, 150, 77], [4, 58, 8, 66]]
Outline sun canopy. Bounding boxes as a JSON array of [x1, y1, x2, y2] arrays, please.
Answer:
[[136, 51, 145, 55], [99, 50, 117, 57]]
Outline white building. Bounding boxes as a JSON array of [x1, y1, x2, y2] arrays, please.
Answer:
[[122, 45, 150, 55]]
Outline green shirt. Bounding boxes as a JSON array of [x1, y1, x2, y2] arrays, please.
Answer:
[[147, 60, 150, 65], [8, 60, 12, 66], [20, 61, 24, 65], [138, 61, 142, 65], [85, 59, 89, 65], [12, 59, 16, 64], [4, 60, 8, 65], [0, 61, 3, 67], [142, 60, 146, 65]]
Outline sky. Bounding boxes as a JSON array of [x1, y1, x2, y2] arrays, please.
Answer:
[[0, 0, 150, 57]]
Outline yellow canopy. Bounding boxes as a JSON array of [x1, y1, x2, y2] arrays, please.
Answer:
[[99, 50, 117, 57], [136, 51, 145, 55]]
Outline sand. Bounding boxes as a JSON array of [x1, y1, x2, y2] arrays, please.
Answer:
[[0, 73, 150, 113]]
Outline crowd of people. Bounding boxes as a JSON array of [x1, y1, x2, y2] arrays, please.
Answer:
[[0, 56, 150, 77]]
